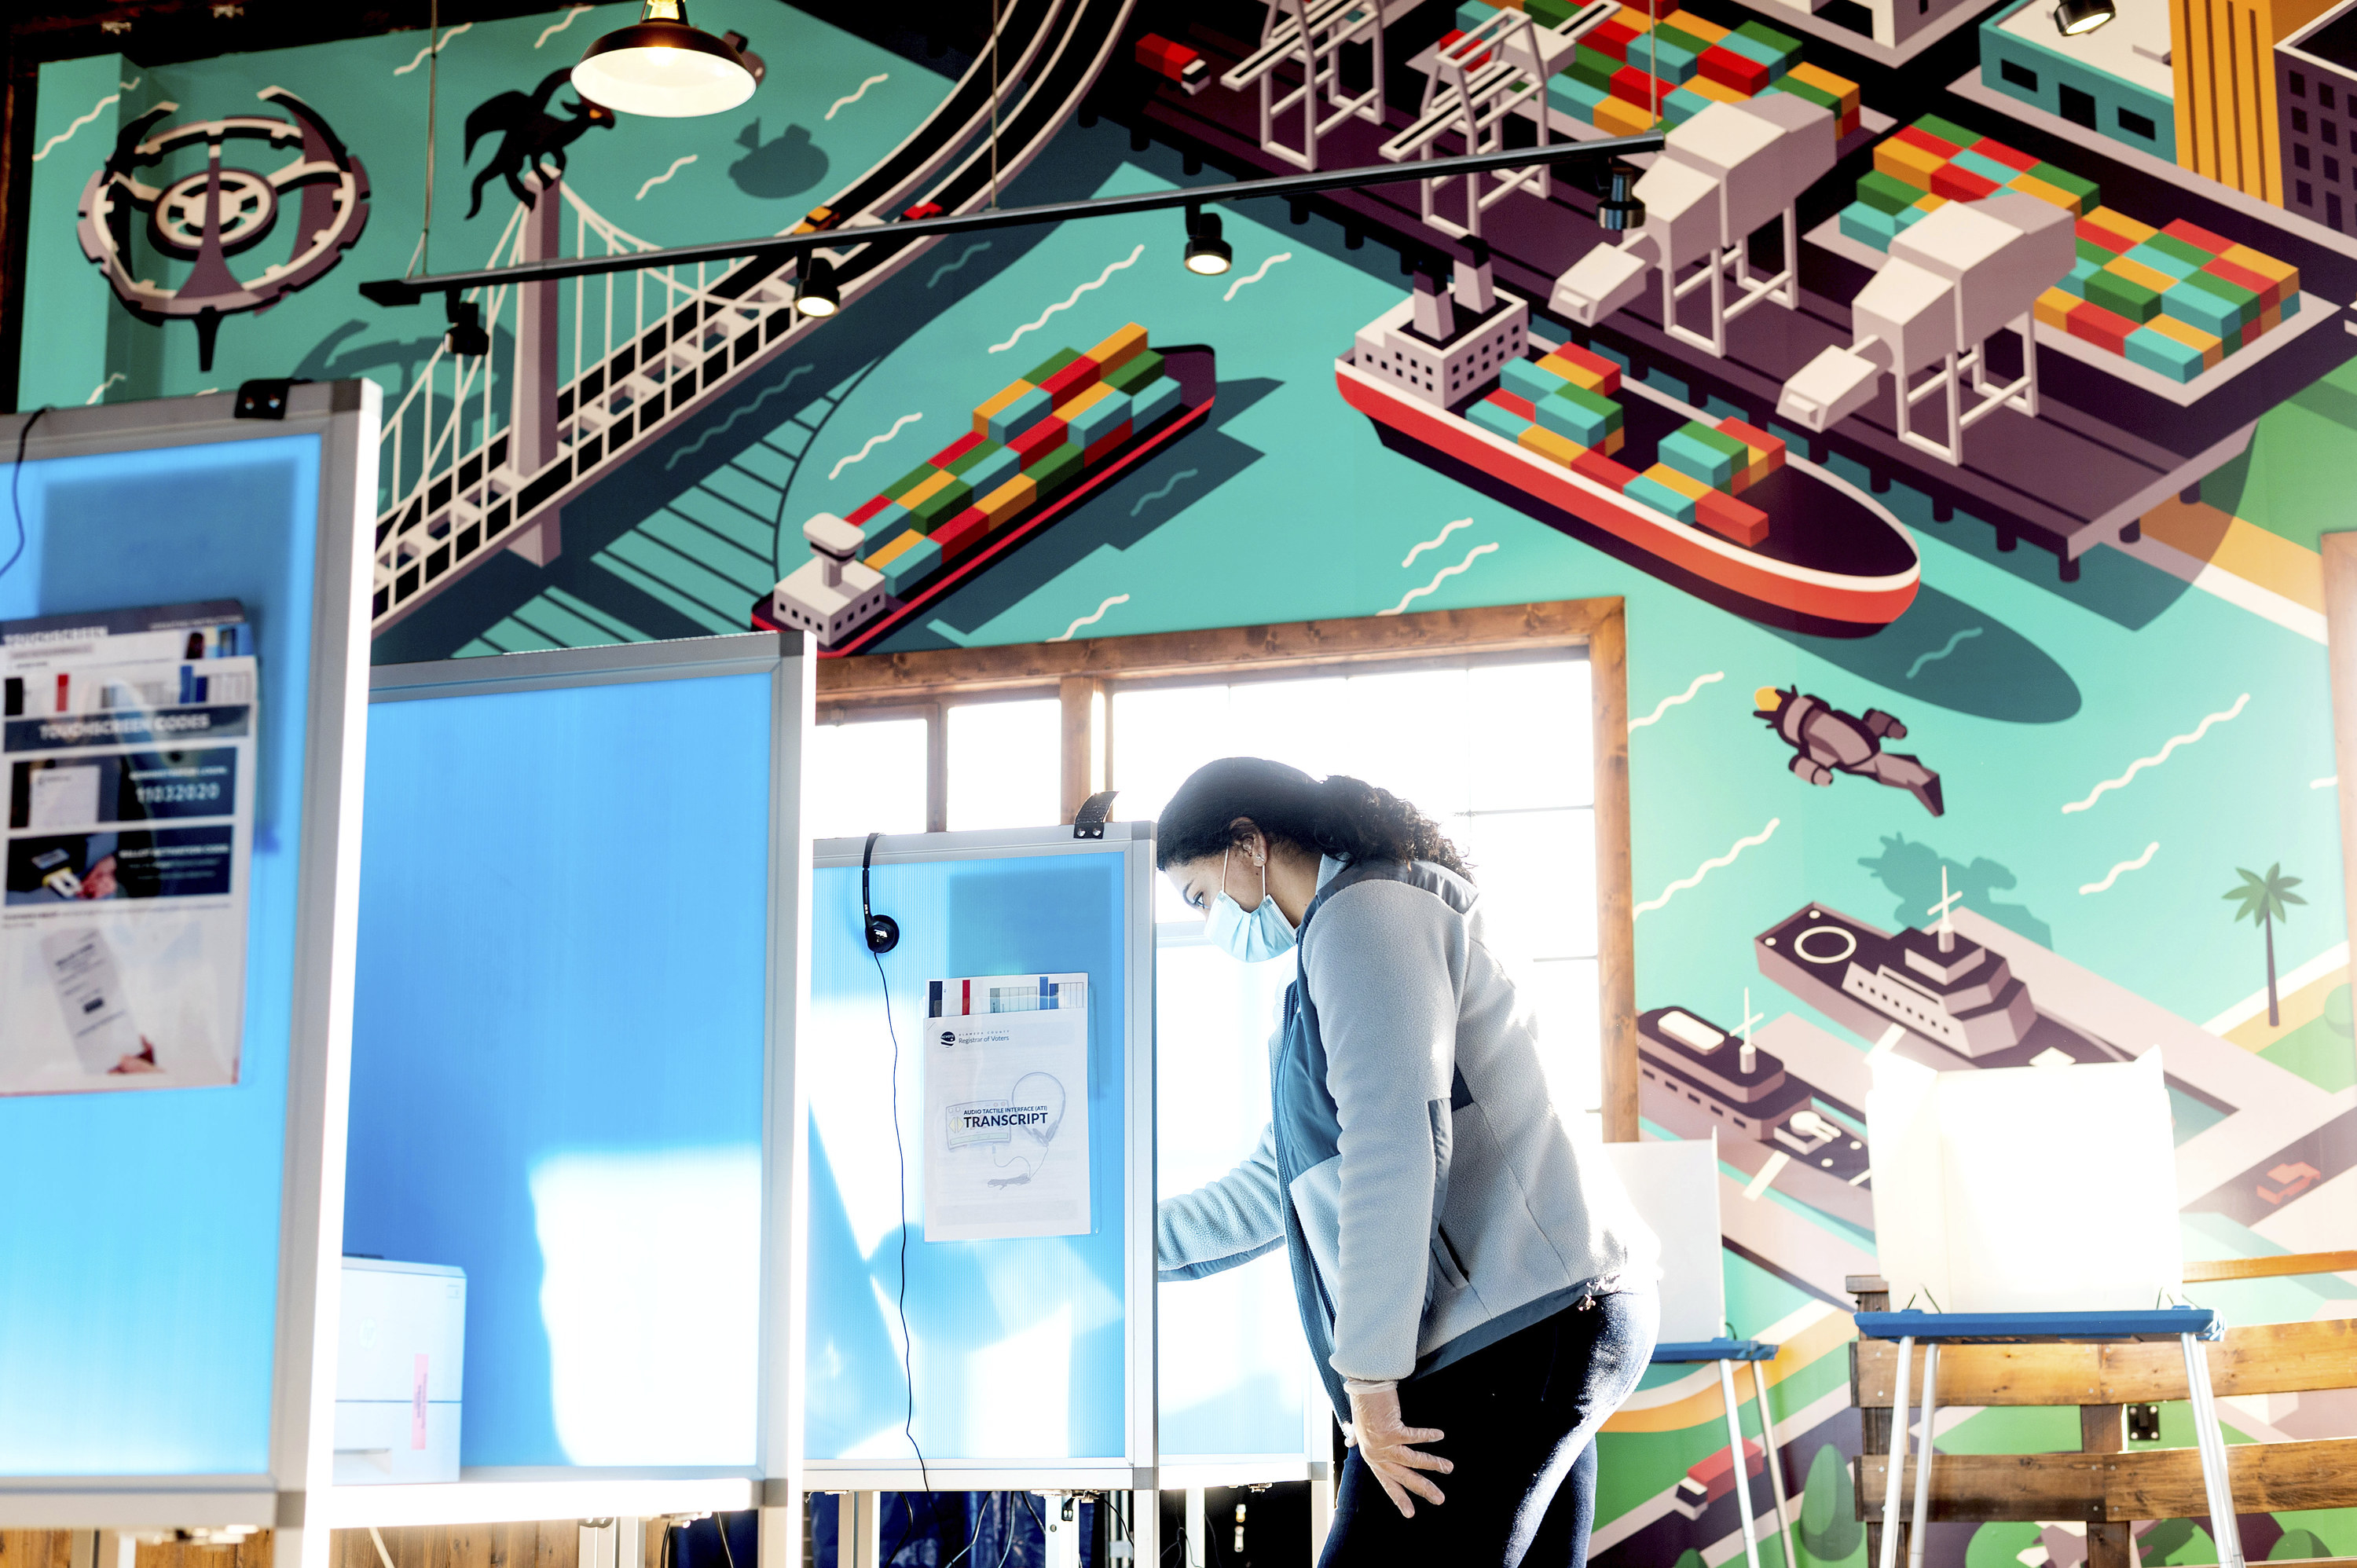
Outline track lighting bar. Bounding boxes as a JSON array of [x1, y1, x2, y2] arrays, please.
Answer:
[[358, 131, 1667, 308]]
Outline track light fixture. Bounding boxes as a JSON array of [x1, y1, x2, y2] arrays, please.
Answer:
[[794, 255, 841, 317], [361, 133, 1672, 311], [1183, 205, 1233, 276], [445, 295, 489, 357], [573, 0, 759, 119], [1597, 161, 1645, 233], [2051, 0, 2116, 33]]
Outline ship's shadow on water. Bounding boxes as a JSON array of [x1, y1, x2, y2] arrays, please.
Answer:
[[896, 376, 1281, 644], [1770, 584, 2082, 724]]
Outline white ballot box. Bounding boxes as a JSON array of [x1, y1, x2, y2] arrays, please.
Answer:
[[335, 1258, 466, 1484]]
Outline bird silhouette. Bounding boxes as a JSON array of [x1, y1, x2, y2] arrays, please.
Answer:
[[464, 68, 615, 218]]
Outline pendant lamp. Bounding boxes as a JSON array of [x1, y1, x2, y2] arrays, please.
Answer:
[[573, 0, 759, 118]]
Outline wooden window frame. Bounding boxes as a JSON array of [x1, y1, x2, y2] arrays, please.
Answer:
[[815, 598, 1639, 1141]]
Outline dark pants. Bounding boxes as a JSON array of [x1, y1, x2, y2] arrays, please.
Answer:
[[1321, 1289, 1658, 1568]]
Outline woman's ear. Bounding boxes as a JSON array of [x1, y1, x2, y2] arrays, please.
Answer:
[[1227, 816, 1264, 866]]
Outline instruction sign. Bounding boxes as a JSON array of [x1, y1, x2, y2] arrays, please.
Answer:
[[0, 601, 257, 1094], [924, 973, 1092, 1240]]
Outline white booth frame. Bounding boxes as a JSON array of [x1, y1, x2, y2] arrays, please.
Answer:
[[0, 386, 378, 1562]]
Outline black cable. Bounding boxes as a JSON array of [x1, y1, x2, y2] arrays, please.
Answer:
[[2, 407, 49, 587], [992, 1497, 1021, 1568], [709, 1513, 740, 1568], [940, 1494, 988, 1568], [871, 945, 931, 1524]]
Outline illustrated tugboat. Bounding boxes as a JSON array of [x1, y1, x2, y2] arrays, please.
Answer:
[[1636, 1002, 1874, 1227], [753, 323, 1213, 655], [1334, 247, 1919, 633]]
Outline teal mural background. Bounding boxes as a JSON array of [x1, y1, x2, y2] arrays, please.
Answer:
[[19, 2, 2357, 1559]]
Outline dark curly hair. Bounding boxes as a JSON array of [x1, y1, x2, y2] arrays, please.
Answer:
[[1153, 757, 1472, 880]]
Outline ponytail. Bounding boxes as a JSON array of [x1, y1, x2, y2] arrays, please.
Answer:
[[1153, 757, 1473, 880]]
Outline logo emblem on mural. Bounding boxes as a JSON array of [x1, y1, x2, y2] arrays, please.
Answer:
[[75, 88, 369, 372]]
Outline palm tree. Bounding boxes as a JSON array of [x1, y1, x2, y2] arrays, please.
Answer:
[[2223, 864, 2306, 1027]]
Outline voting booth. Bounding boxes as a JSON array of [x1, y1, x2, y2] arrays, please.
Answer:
[[0, 388, 376, 1558], [347, 635, 812, 1530]]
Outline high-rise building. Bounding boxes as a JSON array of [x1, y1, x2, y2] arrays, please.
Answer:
[[2278, 0, 2357, 230], [2173, 0, 2341, 201]]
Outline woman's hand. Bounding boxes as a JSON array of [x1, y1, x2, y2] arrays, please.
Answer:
[[1345, 1382, 1451, 1519]]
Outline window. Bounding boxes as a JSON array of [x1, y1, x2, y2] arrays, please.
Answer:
[[2001, 57, 2040, 90], [2293, 69, 2308, 96], [811, 599, 1637, 1141], [2060, 83, 2099, 128], [2330, 155, 2343, 181], [2333, 191, 2346, 228], [2299, 178, 2315, 206], [2297, 108, 2311, 133], [2298, 142, 2313, 169], [2329, 119, 2341, 145], [2326, 84, 2338, 108], [2118, 106, 2157, 138]]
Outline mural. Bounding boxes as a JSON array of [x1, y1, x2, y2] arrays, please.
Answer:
[[19, 0, 2357, 1561]]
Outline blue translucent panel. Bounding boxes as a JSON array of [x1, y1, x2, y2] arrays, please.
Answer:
[[349, 672, 773, 1467], [0, 432, 322, 1475], [1154, 937, 1310, 1458], [806, 851, 1129, 1461]]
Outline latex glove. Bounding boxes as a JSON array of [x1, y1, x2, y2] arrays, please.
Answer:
[[1345, 1382, 1451, 1519]]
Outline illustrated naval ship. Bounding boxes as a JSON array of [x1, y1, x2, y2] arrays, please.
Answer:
[[1637, 1002, 1873, 1228], [1754, 880, 2129, 1071]]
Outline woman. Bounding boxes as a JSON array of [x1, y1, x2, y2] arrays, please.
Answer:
[[1155, 757, 1659, 1568]]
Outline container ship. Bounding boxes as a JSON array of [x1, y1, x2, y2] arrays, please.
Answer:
[[753, 324, 1212, 655], [1636, 1003, 1873, 1228], [1753, 900, 2131, 1071], [1334, 250, 1919, 632]]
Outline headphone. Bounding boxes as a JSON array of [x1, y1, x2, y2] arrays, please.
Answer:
[[861, 831, 899, 954]]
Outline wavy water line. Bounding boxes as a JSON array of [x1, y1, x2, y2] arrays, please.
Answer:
[[636, 155, 696, 200], [1401, 517, 1472, 569], [927, 240, 991, 289], [665, 365, 812, 471], [990, 244, 1145, 353], [34, 79, 137, 163], [1222, 251, 1293, 302], [2062, 693, 2250, 814], [394, 23, 471, 75], [2080, 842, 2160, 896], [1628, 670, 1725, 731], [826, 73, 892, 120], [84, 372, 126, 405], [533, 7, 591, 48], [1130, 468, 1197, 517], [1905, 625, 1982, 680], [1048, 594, 1131, 643], [827, 412, 922, 480], [1634, 818, 1780, 918], [2314, 776, 2339, 789], [1381, 542, 1497, 615]]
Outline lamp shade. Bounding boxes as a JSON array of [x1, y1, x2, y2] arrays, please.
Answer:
[[573, 1, 758, 119]]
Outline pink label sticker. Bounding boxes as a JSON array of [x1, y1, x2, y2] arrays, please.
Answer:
[[412, 1353, 429, 1449]]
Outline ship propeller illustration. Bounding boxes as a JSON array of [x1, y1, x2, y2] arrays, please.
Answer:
[[76, 89, 371, 371]]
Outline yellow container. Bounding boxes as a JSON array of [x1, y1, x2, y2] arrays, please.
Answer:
[[2144, 311, 2222, 366], [2082, 206, 2157, 246], [1642, 461, 1709, 500], [1685, 75, 1747, 104], [1661, 8, 1728, 39], [1055, 381, 1116, 421], [899, 467, 955, 509], [2106, 255, 2177, 295], [1875, 138, 1945, 189], [1600, 425, 1626, 457], [2033, 286, 2077, 330], [866, 529, 918, 568], [1087, 324, 1148, 373], [2006, 173, 2079, 213], [1593, 93, 1656, 134], [978, 473, 1037, 526], [1787, 62, 1859, 115], [1518, 424, 1587, 467], [971, 380, 1038, 438], [1614, 5, 1655, 29]]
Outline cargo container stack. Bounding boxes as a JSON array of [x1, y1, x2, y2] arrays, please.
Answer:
[[842, 323, 1186, 601], [1446, 0, 1855, 137], [1839, 116, 2302, 383]]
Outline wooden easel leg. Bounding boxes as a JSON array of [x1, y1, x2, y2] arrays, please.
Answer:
[[2081, 1406, 2132, 1568]]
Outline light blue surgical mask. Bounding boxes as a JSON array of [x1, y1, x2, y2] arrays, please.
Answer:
[[1205, 846, 1296, 962]]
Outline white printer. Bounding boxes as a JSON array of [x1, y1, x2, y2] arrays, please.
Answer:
[[335, 1257, 465, 1484]]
